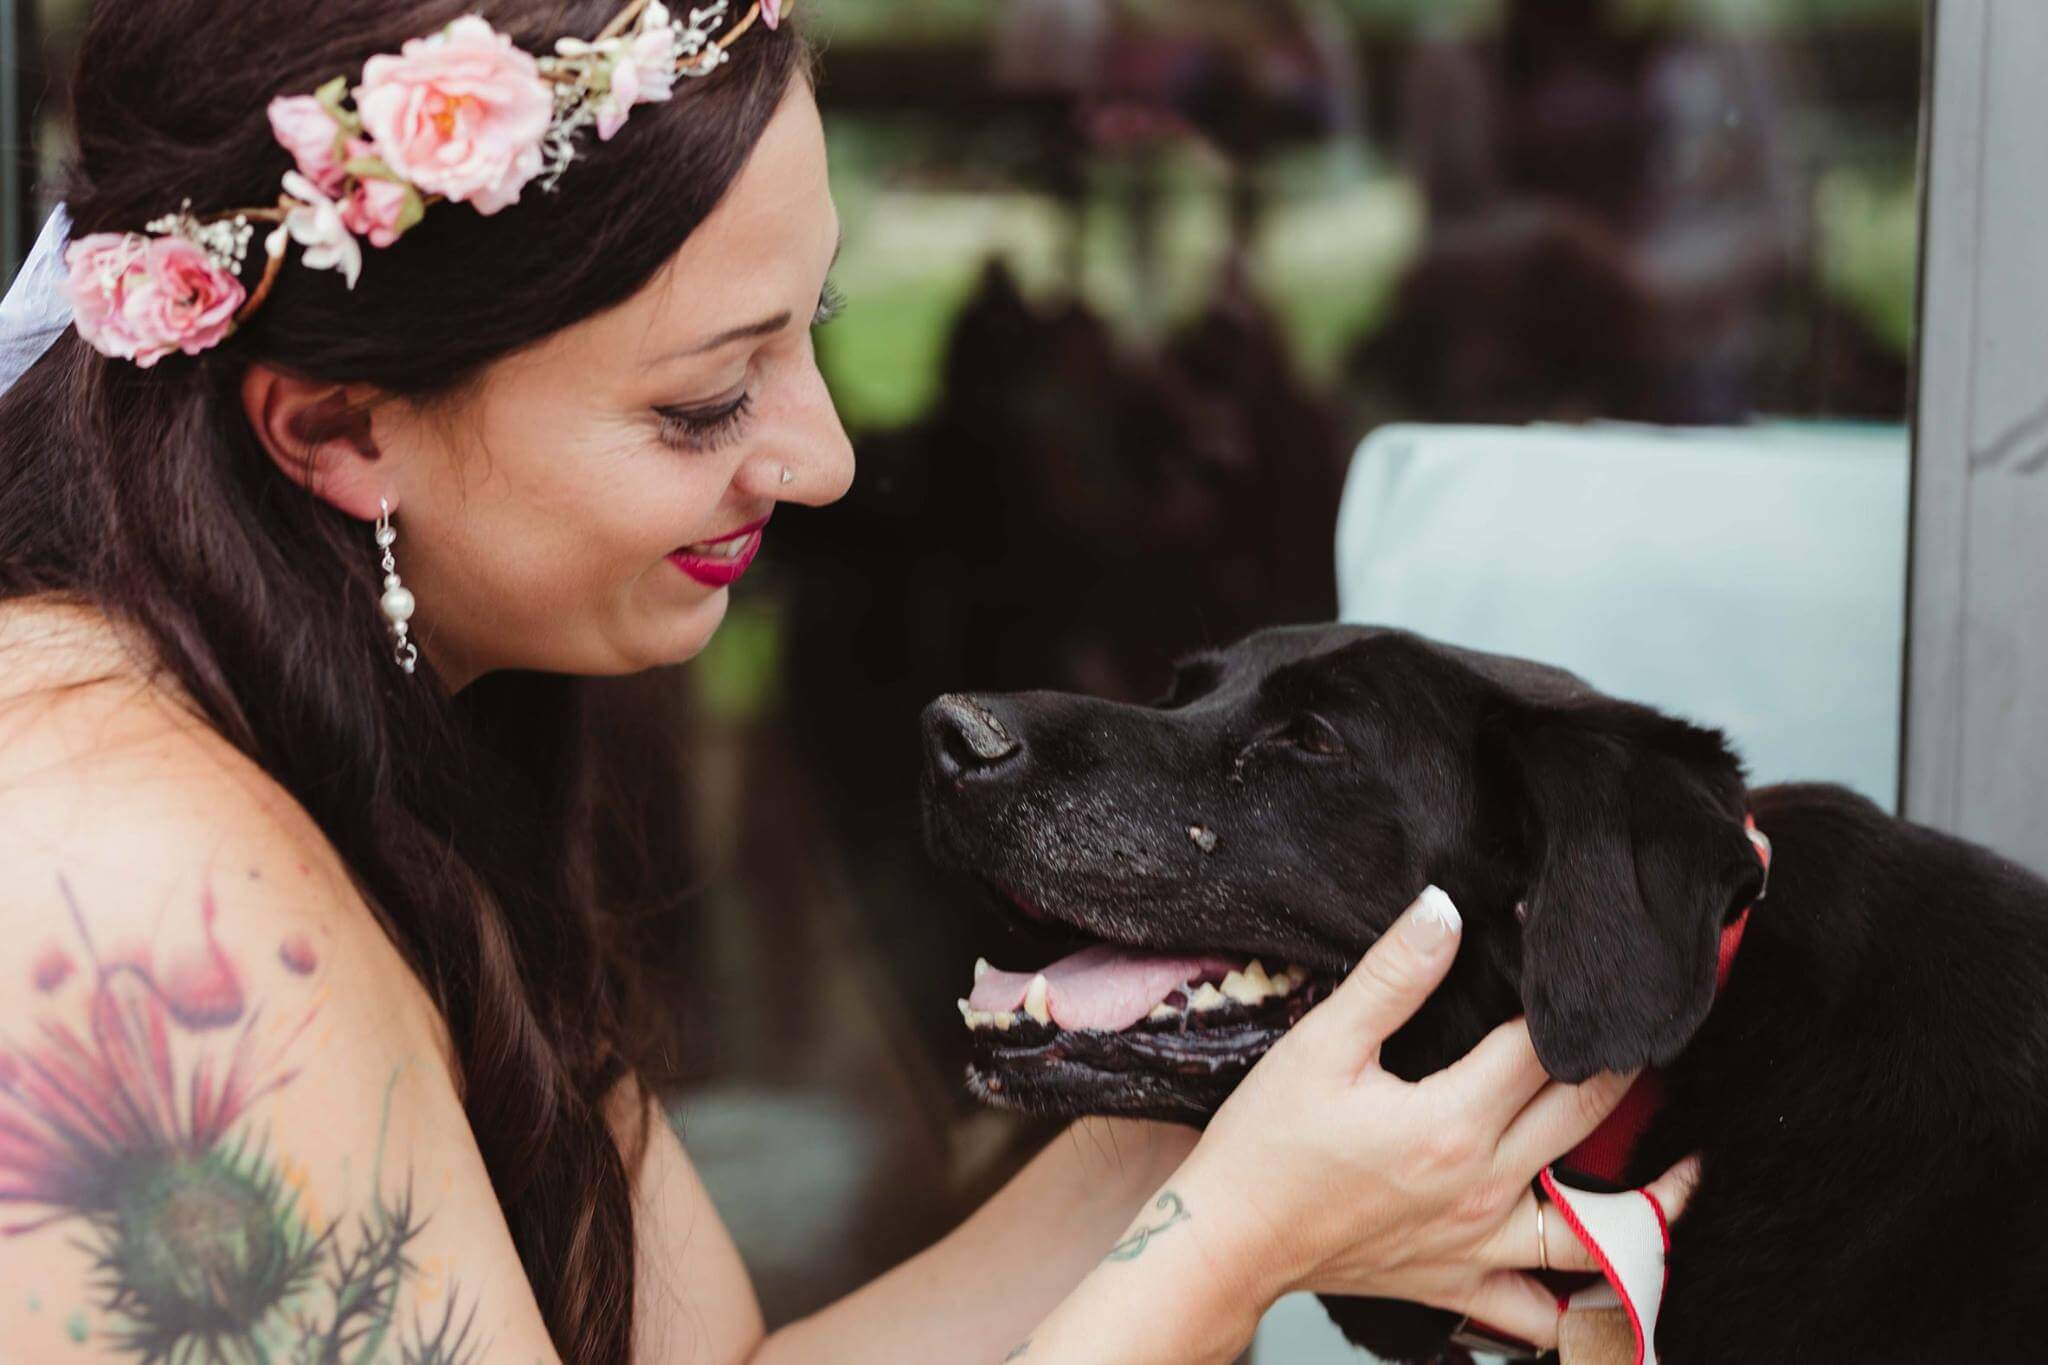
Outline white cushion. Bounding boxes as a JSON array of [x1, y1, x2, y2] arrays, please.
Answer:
[[1334, 422, 1909, 808]]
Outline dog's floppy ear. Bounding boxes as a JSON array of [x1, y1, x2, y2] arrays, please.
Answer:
[[1512, 711, 1764, 1082]]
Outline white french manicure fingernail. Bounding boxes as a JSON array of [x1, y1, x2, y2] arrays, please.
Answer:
[[1400, 884, 1462, 941]]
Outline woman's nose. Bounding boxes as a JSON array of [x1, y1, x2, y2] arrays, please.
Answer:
[[739, 362, 855, 506]]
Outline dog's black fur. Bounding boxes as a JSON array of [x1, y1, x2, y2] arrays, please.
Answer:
[[920, 624, 2048, 1363]]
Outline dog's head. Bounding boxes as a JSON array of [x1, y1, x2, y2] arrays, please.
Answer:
[[920, 624, 1764, 1124]]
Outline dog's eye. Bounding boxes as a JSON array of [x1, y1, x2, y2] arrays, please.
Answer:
[[1285, 713, 1345, 757]]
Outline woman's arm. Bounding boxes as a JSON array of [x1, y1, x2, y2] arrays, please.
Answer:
[[993, 1166, 1263, 1365], [750, 1117, 1197, 1364]]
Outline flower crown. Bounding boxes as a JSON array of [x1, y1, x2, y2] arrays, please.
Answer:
[[63, 0, 783, 369]]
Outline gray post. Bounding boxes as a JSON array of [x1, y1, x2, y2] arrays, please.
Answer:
[[1906, 0, 2048, 874]]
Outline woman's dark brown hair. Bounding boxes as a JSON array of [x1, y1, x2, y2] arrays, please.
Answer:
[[0, 2, 806, 1359]]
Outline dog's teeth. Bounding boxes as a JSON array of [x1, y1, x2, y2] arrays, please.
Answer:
[[1189, 982, 1227, 1012], [1023, 973, 1052, 1025], [1221, 965, 1279, 1007], [960, 1002, 1017, 1032], [973, 957, 992, 982], [1148, 1003, 1179, 1021]]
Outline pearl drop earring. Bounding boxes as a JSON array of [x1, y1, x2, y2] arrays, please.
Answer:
[[375, 499, 419, 675]]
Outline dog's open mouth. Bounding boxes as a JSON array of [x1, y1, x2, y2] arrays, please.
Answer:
[[956, 934, 1339, 1123]]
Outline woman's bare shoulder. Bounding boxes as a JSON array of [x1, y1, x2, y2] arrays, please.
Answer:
[[0, 599, 565, 1361], [0, 606, 439, 1017], [0, 598, 338, 869]]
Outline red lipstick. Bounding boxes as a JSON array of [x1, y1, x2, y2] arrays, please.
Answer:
[[668, 514, 770, 588]]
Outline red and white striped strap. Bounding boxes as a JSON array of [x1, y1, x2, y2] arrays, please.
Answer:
[[1540, 1168, 1674, 1365]]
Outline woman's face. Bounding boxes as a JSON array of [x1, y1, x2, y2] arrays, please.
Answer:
[[380, 81, 851, 687]]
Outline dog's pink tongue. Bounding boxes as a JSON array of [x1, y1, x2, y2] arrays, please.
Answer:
[[969, 945, 1242, 1031]]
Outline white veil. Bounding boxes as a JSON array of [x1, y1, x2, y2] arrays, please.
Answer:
[[0, 206, 76, 398]]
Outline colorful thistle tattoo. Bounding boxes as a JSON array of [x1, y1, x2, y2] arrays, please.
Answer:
[[0, 879, 482, 1364]]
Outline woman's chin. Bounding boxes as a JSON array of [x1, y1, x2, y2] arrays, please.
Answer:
[[638, 588, 731, 671], [456, 587, 733, 680]]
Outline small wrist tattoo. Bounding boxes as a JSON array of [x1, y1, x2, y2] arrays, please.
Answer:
[[1105, 1189, 1192, 1263]]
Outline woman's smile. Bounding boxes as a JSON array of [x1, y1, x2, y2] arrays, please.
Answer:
[[668, 512, 771, 587]]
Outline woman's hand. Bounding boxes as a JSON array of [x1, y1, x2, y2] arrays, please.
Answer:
[[1172, 887, 1702, 1350]]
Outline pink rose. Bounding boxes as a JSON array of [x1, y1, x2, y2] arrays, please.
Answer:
[[353, 16, 552, 215], [66, 232, 244, 368], [337, 139, 414, 247], [124, 237, 246, 365], [267, 95, 347, 196]]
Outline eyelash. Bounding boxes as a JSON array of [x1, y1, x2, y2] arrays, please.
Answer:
[[654, 280, 846, 452], [657, 392, 754, 452], [814, 278, 847, 327]]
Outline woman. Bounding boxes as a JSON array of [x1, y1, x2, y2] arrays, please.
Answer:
[[0, 2, 1694, 1361]]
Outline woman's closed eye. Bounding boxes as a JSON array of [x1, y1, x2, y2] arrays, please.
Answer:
[[656, 392, 754, 453]]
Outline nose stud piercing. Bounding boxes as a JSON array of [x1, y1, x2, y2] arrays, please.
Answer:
[[780, 466, 794, 485]]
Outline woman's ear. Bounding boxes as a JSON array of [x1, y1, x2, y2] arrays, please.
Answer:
[[1512, 710, 1764, 1082], [240, 364, 392, 520]]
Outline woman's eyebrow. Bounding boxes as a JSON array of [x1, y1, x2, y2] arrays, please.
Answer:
[[648, 232, 844, 366], [660, 312, 793, 362]]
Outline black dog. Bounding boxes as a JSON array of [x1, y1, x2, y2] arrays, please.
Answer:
[[919, 624, 2048, 1363]]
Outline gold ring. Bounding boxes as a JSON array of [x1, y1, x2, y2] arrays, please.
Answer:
[[1536, 1195, 1550, 1273]]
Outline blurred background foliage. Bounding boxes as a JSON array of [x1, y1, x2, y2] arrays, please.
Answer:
[[801, 0, 1919, 434]]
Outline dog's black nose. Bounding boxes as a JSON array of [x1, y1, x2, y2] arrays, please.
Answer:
[[923, 693, 1022, 783]]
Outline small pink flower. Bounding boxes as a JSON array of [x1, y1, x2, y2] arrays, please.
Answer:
[[762, 0, 783, 31], [337, 139, 413, 246], [266, 95, 347, 196], [64, 231, 244, 368], [354, 16, 552, 215], [64, 233, 152, 363], [279, 934, 319, 977], [597, 18, 681, 141]]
